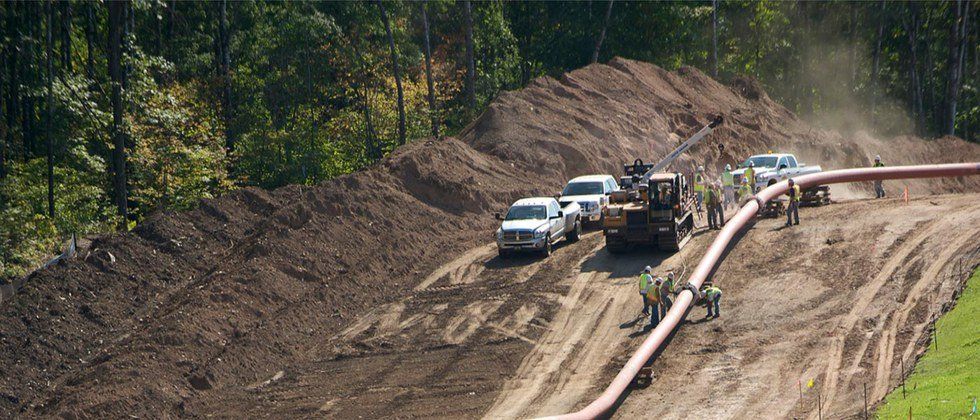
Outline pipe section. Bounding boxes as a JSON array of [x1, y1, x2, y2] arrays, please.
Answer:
[[540, 162, 980, 420]]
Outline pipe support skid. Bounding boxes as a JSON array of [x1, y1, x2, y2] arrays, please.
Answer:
[[540, 162, 980, 420]]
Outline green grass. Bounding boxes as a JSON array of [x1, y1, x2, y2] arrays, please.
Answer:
[[876, 267, 980, 419]]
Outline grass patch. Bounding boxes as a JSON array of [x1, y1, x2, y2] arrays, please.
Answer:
[[876, 267, 980, 418]]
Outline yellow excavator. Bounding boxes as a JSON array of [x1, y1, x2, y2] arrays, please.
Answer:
[[603, 116, 724, 253]]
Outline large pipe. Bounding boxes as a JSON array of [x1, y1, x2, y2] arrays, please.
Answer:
[[540, 162, 980, 420]]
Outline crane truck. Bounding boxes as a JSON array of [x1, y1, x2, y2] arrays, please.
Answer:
[[602, 116, 724, 253]]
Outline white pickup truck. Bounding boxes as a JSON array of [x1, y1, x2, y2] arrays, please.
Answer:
[[558, 174, 619, 226], [495, 197, 582, 257], [732, 153, 823, 191]]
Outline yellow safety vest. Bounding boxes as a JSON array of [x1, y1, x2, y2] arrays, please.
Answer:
[[639, 274, 652, 293], [739, 183, 752, 197], [705, 286, 721, 300], [722, 171, 734, 187], [694, 173, 705, 192], [788, 185, 801, 202], [744, 167, 755, 184], [646, 286, 662, 304], [874, 161, 884, 168]]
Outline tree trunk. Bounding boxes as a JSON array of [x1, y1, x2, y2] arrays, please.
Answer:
[[591, 0, 614, 64], [905, 4, 925, 136], [46, 0, 55, 217], [108, 0, 127, 222], [61, 0, 71, 72], [86, 0, 95, 80], [944, 0, 965, 135], [870, 0, 885, 129], [218, 0, 234, 153], [22, 1, 38, 159], [4, 0, 17, 175], [420, 0, 438, 138], [463, 0, 476, 114], [376, 0, 406, 146], [712, 0, 718, 78], [350, 38, 379, 160]]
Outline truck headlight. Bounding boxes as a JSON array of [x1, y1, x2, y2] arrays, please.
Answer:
[[534, 230, 548, 238], [496, 229, 503, 239]]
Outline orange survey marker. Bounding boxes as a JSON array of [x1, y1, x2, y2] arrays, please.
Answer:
[[902, 185, 909, 204]]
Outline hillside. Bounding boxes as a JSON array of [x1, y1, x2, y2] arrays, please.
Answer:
[[0, 58, 977, 417]]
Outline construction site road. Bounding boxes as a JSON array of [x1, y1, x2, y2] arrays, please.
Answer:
[[190, 194, 977, 418]]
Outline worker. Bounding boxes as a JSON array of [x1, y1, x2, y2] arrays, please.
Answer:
[[873, 155, 885, 198], [702, 284, 722, 318], [737, 177, 752, 203], [744, 161, 757, 193], [638, 266, 653, 315], [706, 182, 724, 230], [786, 178, 800, 226], [647, 277, 663, 327], [693, 165, 706, 212], [721, 164, 735, 209], [660, 272, 675, 319]]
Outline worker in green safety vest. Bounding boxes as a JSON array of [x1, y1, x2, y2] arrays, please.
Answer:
[[737, 177, 752, 203], [702, 284, 722, 318], [659, 271, 676, 319], [647, 278, 663, 327], [721, 164, 735, 209], [693, 166, 706, 212], [786, 178, 801, 226]]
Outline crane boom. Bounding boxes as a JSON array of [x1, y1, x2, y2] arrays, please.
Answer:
[[642, 115, 724, 181]]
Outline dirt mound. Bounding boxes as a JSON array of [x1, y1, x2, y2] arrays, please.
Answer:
[[0, 58, 977, 418]]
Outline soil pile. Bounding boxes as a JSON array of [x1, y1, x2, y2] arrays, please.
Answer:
[[0, 58, 977, 418]]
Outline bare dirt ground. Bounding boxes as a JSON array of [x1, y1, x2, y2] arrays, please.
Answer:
[[2, 58, 978, 418]]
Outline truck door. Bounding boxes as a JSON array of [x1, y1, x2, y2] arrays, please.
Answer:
[[777, 156, 789, 178], [549, 201, 562, 240]]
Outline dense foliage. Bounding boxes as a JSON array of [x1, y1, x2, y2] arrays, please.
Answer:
[[0, 0, 976, 277]]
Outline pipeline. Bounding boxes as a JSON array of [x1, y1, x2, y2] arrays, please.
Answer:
[[540, 162, 980, 420]]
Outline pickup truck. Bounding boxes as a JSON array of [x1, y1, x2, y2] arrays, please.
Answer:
[[558, 174, 619, 226], [495, 197, 582, 257], [732, 153, 823, 191]]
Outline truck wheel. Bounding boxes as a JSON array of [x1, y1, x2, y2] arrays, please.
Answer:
[[567, 219, 582, 242], [498, 248, 510, 259]]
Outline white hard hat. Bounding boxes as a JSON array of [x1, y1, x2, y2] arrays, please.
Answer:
[[749, 161, 755, 167], [667, 271, 675, 279], [725, 164, 731, 171], [788, 178, 795, 185], [644, 266, 652, 273], [655, 277, 663, 284], [698, 165, 704, 172], [874, 155, 881, 161]]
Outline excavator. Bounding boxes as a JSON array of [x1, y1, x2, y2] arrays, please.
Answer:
[[603, 115, 724, 253]]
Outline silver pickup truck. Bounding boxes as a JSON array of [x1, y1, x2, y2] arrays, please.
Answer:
[[495, 197, 582, 257]]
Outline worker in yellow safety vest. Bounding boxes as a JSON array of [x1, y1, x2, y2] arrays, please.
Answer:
[[744, 161, 757, 193], [873, 155, 886, 198], [785, 178, 801, 227], [737, 177, 752, 203], [638, 266, 653, 315], [647, 277, 663, 327], [693, 166, 706, 212], [721, 164, 735, 209], [702, 284, 722, 318], [659, 271, 676, 319]]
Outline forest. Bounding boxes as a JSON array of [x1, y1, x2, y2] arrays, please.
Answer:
[[0, 0, 976, 278]]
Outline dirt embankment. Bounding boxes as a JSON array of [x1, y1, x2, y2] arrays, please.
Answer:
[[0, 58, 976, 418]]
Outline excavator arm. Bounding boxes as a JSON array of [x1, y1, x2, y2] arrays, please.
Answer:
[[641, 115, 724, 182]]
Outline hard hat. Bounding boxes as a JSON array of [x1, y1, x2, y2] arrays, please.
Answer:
[[725, 164, 731, 171], [644, 266, 652, 273], [698, 165, 704, 172], [655, 277, 663, 284], [875, 155, 881, 161], [742, 178, 749, 184], [749, 161, 755, 167], [667, 271, 675, 279], [788, 178, 795, 185]]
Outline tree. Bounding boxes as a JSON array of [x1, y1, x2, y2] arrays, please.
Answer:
[[463, 0, 476, 114], [869, 0, 885, 128], [218, 0, 234, 153], [46, 0, 55, 217], [944, 0, 970, 135], [376, 0, 406, 146], [420, 0, 438, 138], [108, 0, 127, 221], [712, 0, 718, 78], [591, 0, 614, 64]]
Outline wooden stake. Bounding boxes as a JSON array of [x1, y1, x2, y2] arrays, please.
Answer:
[[818, 392, 823, 420], [901, 358, 907, 399], [864, 382, 869, 419], [799, 379, 804, 414]]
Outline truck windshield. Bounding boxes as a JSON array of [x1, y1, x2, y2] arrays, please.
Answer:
[[505, 205, 547, 220], [562, 182, 603, 196], [740, 156, 778, 168]]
